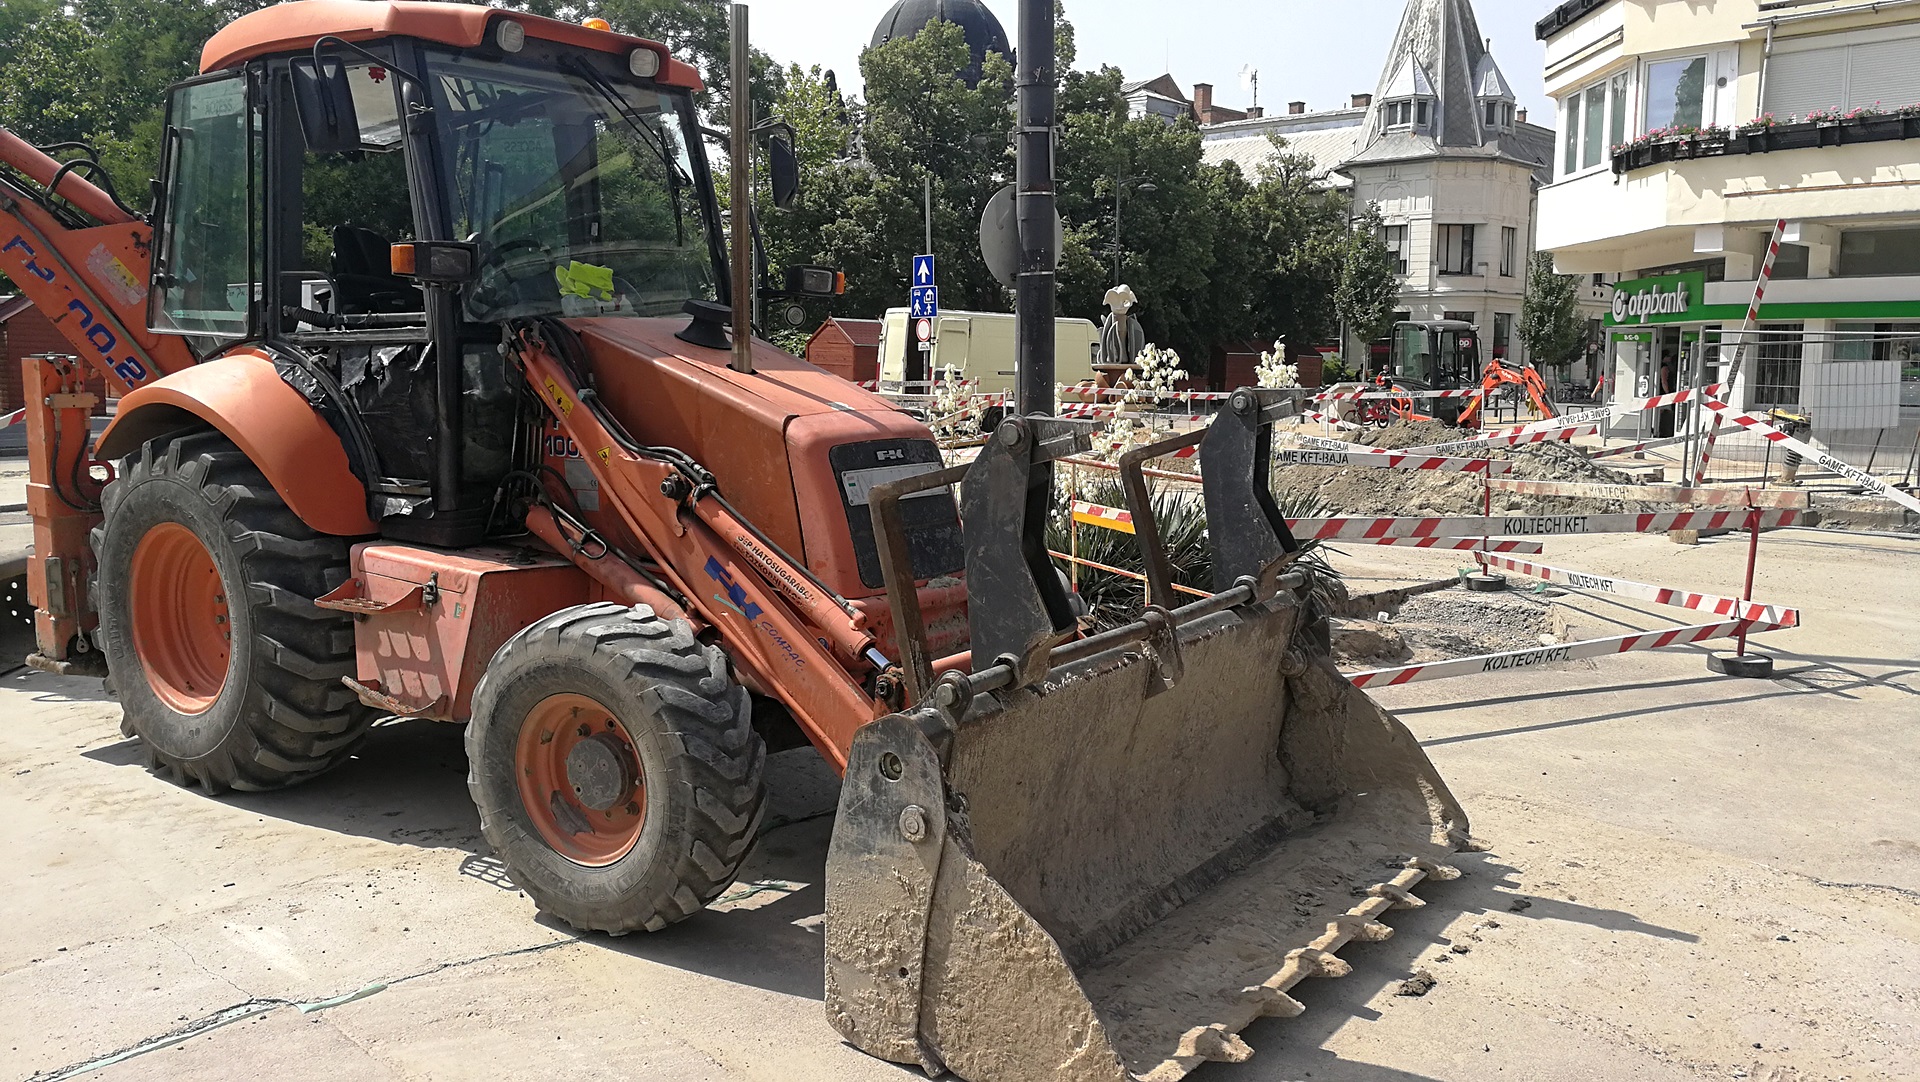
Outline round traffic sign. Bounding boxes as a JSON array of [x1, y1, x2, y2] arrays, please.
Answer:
[[915, 317, 932, 342]]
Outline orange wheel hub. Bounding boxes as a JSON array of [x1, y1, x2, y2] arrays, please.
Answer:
[[128, 522, 231, 715], [515, 693, 647, 866]]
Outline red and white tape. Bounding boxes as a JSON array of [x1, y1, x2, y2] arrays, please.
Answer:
[[1348, 616, 1796, 688], [1275, 447, 1516, 475], [1617, 383, 1725, 413], [1301, 408, 1362, 430], [1070, 501, 1548, 552], [1699, 400, 1920, 516], [1351, 537, 1544, 554], [1481, 555, 1798, 625], [1312, 387, 1483, 402], [1285, 507, 1802, 542], [1, 407, 23, 429], [1398, 424, 1598, 456]]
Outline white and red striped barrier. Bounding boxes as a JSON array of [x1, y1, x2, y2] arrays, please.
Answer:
[[1693, 218, 1788, 480], [1, 407, 23, 428], [1285, 507, 1802, 542], [1485, 477, 1808, 509], [1312, 387, 1483, 402], [1699, 400, 1920, 516], [1617, 384, 1725, 413], [1586, 432, 1693, 459], [1352, 537, 1545, 554], [1480, 555, 1799, 625], [1069, 501, 1551, 553], [1275, 447, 1516, 475], [1347, 616, 1796, 688], [1073, 503, 1802, 543], [1398, 424, 1599, 456], [1300, 408, 1362, 431]]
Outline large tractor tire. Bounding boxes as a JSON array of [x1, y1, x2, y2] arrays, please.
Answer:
[[94, 430, 373, 793], [467, 603, 767, 934]]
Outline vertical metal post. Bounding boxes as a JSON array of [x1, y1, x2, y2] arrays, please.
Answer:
[[923, 173, 933, 256], [1112, 163, 1122, 285], [1014, 0, 1056, 418], [1735, 505, 1760, 657], [729, 3, 755, 375]]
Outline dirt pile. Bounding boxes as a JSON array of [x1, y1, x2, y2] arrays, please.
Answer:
[[1273, 422, 1667, 518], [1331, 589, 1560, 665]]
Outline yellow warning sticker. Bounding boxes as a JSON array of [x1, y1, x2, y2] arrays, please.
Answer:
[[597, 447, 612, 463], [542, 376, 573, 415]]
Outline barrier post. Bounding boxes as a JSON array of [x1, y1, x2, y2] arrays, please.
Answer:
[[1709, 496, 1776, 678]]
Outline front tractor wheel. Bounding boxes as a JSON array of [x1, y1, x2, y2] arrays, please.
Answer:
[[468, 604, 767, 934], [95, 431, 373, 792]]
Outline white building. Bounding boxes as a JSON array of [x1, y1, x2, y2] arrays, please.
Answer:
[[1535, 0, 1920, 459], [1199, 0, 1604, 373]]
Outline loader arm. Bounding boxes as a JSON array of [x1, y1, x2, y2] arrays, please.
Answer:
[[2, 126, 199, 671], [0, 128, 195, 392]]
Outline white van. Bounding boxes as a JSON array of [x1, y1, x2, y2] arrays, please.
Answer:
[[877, 307, 1100, 396]]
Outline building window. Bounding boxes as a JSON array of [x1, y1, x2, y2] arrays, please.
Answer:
[[1493, 312, 1512, 359], [1416, 99, 1430, 127], [1765, 37, 1920, 118], [1751, 324, 1803, 408], [1771, 243, 1810, 280], [1644, 55, 1706, 132], [1437, 224, 1476, 276], [1838, 228, 1920, 277], [1499, 227, 1517, 277], [1380, 223, 1408, 275], [1560, 70, 1633, 178]]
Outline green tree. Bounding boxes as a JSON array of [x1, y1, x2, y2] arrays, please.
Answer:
[[1336, 203, 1400, 345], [1519, 251, 1586, 368]]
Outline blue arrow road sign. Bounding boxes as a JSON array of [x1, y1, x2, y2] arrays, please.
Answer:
[[910, 285, 939, 319], [912, 254, 936, 286]]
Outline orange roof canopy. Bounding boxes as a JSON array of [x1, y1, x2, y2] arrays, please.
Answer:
[[199, 0, 701, 89]]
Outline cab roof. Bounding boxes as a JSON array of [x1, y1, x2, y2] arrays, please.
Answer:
[[199, 0, 701, 89]]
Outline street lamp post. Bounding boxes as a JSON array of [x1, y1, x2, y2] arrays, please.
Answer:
[[1112, 169, 1158, 284]]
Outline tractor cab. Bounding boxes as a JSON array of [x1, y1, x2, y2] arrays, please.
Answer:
[[150, 3, 824, 546], [1385, 319, 1480, 424]]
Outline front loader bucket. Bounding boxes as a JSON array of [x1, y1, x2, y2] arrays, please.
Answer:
[[827, 397, 1468, 1081]]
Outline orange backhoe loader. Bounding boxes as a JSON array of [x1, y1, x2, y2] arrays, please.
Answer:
[[0, 3, 1467, 1077]]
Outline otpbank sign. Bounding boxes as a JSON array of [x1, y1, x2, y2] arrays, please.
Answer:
[[1605, 270, 1706, 327]]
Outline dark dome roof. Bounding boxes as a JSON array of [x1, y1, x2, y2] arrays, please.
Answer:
[[869, 0, 1011, 87]]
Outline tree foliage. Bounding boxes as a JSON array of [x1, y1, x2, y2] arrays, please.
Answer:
[[1519, 252, 1586, 368], [0, 0, 1391, 374]]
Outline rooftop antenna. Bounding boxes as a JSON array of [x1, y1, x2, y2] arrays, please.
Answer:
[[1238, 65, 1259, 109]]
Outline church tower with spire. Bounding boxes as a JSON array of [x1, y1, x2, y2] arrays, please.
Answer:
[[1335, 0, 1559, 372]]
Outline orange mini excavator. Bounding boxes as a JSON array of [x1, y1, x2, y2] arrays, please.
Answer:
[[0, 4, 1466, 1078]]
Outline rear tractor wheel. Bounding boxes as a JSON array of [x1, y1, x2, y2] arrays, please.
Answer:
[[94, 430, 374, 792], [467, 603, 767, 934]]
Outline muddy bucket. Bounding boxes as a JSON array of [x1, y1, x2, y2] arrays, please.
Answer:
[[826, 401, 1468, 1081]]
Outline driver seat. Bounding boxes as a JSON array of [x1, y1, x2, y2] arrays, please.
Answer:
[[331, 225, 422, 314]]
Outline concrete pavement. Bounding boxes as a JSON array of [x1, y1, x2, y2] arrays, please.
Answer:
[[2, 526, 1916, 1081]]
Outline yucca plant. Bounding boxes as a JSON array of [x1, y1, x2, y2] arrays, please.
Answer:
[[1048, 473, 1339, 630]]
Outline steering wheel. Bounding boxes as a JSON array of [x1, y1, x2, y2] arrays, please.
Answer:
[[474, 236, 556, 309]]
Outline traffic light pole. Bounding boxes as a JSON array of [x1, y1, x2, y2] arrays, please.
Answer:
[[1013, 0, 1055, 418]]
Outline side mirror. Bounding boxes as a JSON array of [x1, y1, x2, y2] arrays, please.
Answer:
[[768, 135, 800, 210], [290, 56, 361, 153], [390, 241, 478, 285], [782, 265, 844, 297]]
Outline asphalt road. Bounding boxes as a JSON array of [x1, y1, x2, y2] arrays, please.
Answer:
[[2, 528, 1916, 1082]]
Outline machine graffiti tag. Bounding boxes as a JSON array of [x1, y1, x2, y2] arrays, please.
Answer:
[[704, 556, 764, 621]]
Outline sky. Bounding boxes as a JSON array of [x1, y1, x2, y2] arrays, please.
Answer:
[[743, 0, 1558, 125]]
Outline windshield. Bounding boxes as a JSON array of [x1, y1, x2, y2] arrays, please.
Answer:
[[426, 51, 720, 322]]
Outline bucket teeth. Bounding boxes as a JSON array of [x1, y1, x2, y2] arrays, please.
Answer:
[[1331, 916, 1395, 942], [1176, 1025, 1254, 1064], [1406, 857, 1463, 881], [1286, 946, 1353, 978], [1368, 883, 1426, 909], [1238, 983, 1306, 1018]]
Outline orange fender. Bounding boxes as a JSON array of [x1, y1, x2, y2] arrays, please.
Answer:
[[95, 352, 378, 536]]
